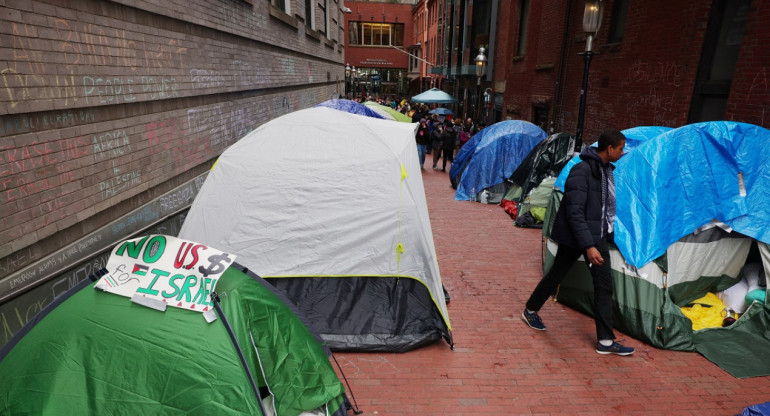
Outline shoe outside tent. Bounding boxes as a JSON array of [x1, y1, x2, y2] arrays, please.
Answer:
[[449, 120, 547, 202], [179, 106, 452, 352], [542, 121, 770, 378], [0, 235, 349, 415]]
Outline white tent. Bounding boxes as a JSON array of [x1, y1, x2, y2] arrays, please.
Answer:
[[179, 107, 452, 352]]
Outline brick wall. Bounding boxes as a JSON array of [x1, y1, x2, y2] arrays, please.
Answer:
[[0, 0, 346, 279], [344, 1, 413, 71], [496, 0, 769, 141]]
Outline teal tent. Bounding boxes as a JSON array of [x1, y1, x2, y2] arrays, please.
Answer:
[[0, 235, 349, 415], [543, 122, 770, 378]]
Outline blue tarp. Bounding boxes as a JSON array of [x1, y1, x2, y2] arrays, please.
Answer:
[[314, 99, 385, 119], [614, 121, 770, 268], [742, 401, 770, 416], [450, 121, 547, 201], [553, 126, 673, 190]]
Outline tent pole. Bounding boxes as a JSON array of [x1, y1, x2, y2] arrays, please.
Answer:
[[211, 292, 268, 416]]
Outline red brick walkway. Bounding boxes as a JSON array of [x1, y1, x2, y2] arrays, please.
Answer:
[[334, 165, 770, 415]]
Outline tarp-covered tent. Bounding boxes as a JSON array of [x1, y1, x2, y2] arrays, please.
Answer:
[[0, 235, 348, 415], [314, 98, 385, 119], [500, 132, 575, 224], [179, 107, 452, 352], [544, 125, 668, 224], [504, 132, 576, 203], [553, 126, 672, 191], [364, 101, 412, 122], [449, 120, 547, 202], [543, 121, 770, 378]]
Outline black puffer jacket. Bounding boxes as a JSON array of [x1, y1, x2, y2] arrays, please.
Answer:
[[551, 147, 613, 250]]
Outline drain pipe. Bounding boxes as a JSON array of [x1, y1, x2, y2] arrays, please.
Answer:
[[552, 0, 574, 135]]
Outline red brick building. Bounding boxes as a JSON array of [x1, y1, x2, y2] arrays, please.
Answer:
[[399, 0, 769, 142], [343, 0, 415, 99], [496, 0, 770, 144]]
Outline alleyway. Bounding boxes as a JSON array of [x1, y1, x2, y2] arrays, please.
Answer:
[[333, 165, 770, 415]]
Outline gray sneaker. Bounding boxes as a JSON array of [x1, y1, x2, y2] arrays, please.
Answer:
[[521, 309, 546, 331], [595, 341, 635, 356]]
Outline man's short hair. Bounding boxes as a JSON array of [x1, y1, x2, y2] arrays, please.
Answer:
[[596, 129, 626, 151]]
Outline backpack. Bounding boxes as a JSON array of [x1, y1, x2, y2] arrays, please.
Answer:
[[459, 131, 470, 147]]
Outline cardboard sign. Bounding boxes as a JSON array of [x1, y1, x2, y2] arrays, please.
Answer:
[[95, 235, 236, 312]]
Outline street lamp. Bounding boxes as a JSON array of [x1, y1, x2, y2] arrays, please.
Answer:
[[345, 63, 351, 97], [575, 0, 604, 152], [475, 47, 487, 123]]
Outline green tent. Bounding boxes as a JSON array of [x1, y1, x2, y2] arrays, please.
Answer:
[[0, 236, 348, 415], [363, 101, 412, 122], [542, 122, 770, 378]]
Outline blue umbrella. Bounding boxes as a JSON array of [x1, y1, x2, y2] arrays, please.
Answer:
[[411, 88, 458, 104], [429, 108, 454, 116]]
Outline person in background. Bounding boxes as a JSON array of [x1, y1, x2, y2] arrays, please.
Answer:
[[521, 129, 634, 356], [465, 118, 478, 137], [440, 123, 456, 172], [411, 105, 425, 123], [431, 122, 444, 169], [415, 118, 430, 170], [426, 114, 438, 155]]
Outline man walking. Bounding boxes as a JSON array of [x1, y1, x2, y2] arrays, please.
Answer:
[[521, 129, 634, 356]]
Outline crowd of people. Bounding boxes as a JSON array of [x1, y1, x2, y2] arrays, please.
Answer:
[[351, 95, 485, 172]]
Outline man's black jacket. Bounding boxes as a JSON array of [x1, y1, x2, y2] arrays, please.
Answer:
[[551, 147, 614, 251]]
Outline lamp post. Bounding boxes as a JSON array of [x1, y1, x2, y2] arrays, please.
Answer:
[[474, 47, 487, 123], [575, 0, 604, 153], [345, 63, 351, 98]]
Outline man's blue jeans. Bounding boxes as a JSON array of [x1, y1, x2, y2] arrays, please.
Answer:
[[417, 144, 427, 168]]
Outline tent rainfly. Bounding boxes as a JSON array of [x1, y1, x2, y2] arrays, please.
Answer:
[[179, 106, 453, 352]]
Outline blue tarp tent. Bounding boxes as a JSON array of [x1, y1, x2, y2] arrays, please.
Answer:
[[543, 121, 770, 378], [314, 99, 385, 119], [553, 126, 673, 190], [450, 120, 547, 201], [614, 121, 770, 268]]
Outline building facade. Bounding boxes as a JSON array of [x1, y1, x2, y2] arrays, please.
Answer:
[[497, 0, 770, 142], [0, 0, 346, 339], [343, 0, 414, 100], [408, 0, 769, 138]]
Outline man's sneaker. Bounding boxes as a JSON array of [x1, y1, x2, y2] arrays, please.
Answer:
[[595, 341, 634, 356], [521, 310, 546, 331]]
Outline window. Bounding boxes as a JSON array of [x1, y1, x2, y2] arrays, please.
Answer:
[[323, 0, 328, 36], [349, 21, 359, 44], [271, 0, 289, 13], [305, 0, 314, 29], [348, 22, 405, 46], [516, 0, 530, 56], [608, 0, 629, 43]]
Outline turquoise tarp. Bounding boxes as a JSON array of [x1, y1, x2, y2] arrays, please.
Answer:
[[614, 121, 770, 267]]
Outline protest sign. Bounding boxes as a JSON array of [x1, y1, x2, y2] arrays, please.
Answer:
[[95, 235, 236, 312]]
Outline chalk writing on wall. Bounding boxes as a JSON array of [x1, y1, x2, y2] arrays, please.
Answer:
[[0, 110, 96, 136], [0, 174, 207, 348]]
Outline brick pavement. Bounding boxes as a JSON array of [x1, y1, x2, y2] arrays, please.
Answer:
[[333, 164, 770, 416]]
